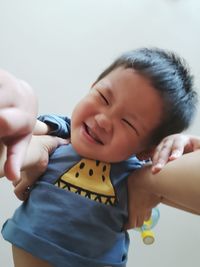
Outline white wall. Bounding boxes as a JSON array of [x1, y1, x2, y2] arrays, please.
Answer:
[[0, 1, 200, 266]]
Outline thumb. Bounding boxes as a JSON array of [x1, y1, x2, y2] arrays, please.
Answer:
[[42, 136, 69, 155], [4, 134, 31, 181]]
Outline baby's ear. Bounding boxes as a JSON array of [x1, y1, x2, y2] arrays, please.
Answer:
[[136, 147, 155, 161]]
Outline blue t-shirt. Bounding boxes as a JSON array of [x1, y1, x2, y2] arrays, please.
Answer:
[[2, 115, 142, 267]]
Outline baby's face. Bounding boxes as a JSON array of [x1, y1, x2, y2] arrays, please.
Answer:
[[71, 67, 163, 162]]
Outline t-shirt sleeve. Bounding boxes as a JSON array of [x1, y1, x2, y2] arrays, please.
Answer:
[[38, 114, 71, 138]]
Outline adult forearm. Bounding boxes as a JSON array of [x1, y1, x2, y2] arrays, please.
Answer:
[[161, 198, 200, 215], [132, 151, 200, 213]]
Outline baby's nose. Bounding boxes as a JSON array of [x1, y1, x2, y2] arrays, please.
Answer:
[[94, 113, 112, 133]]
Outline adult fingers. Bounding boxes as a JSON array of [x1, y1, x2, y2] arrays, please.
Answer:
[[0, 108, 31, 137], [4, 134, 31, 181], [14, 173, 31, 201], [124, 212, 137, 230]]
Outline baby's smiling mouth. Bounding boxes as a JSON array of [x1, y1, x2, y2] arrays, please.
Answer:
[[84, 123, 103, 145]]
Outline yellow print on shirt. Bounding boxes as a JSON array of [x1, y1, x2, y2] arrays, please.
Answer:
[[54, 159, 117, 206]]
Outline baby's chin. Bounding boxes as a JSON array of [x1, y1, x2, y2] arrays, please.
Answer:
[[71, 142, 125, 163], [71, 136, 130, 162], [70, 139, 92, 158], [70, 140, 102, 161]]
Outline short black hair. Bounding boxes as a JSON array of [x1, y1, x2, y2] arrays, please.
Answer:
[[96, 48, 198, 145]]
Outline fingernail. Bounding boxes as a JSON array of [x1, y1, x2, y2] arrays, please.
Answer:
[[61, 139, 69, 144], [171, 151, 181, 158], [154, 163, 163, 169], [152, 163, 163, 174]]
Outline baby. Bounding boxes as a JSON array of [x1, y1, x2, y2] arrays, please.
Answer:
[[1, 48, 198, 267]]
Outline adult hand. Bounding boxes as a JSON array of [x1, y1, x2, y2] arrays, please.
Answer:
[[0, 70, 38, 181], [124, 174, 161, 230], [14, 135, 69, 201]]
